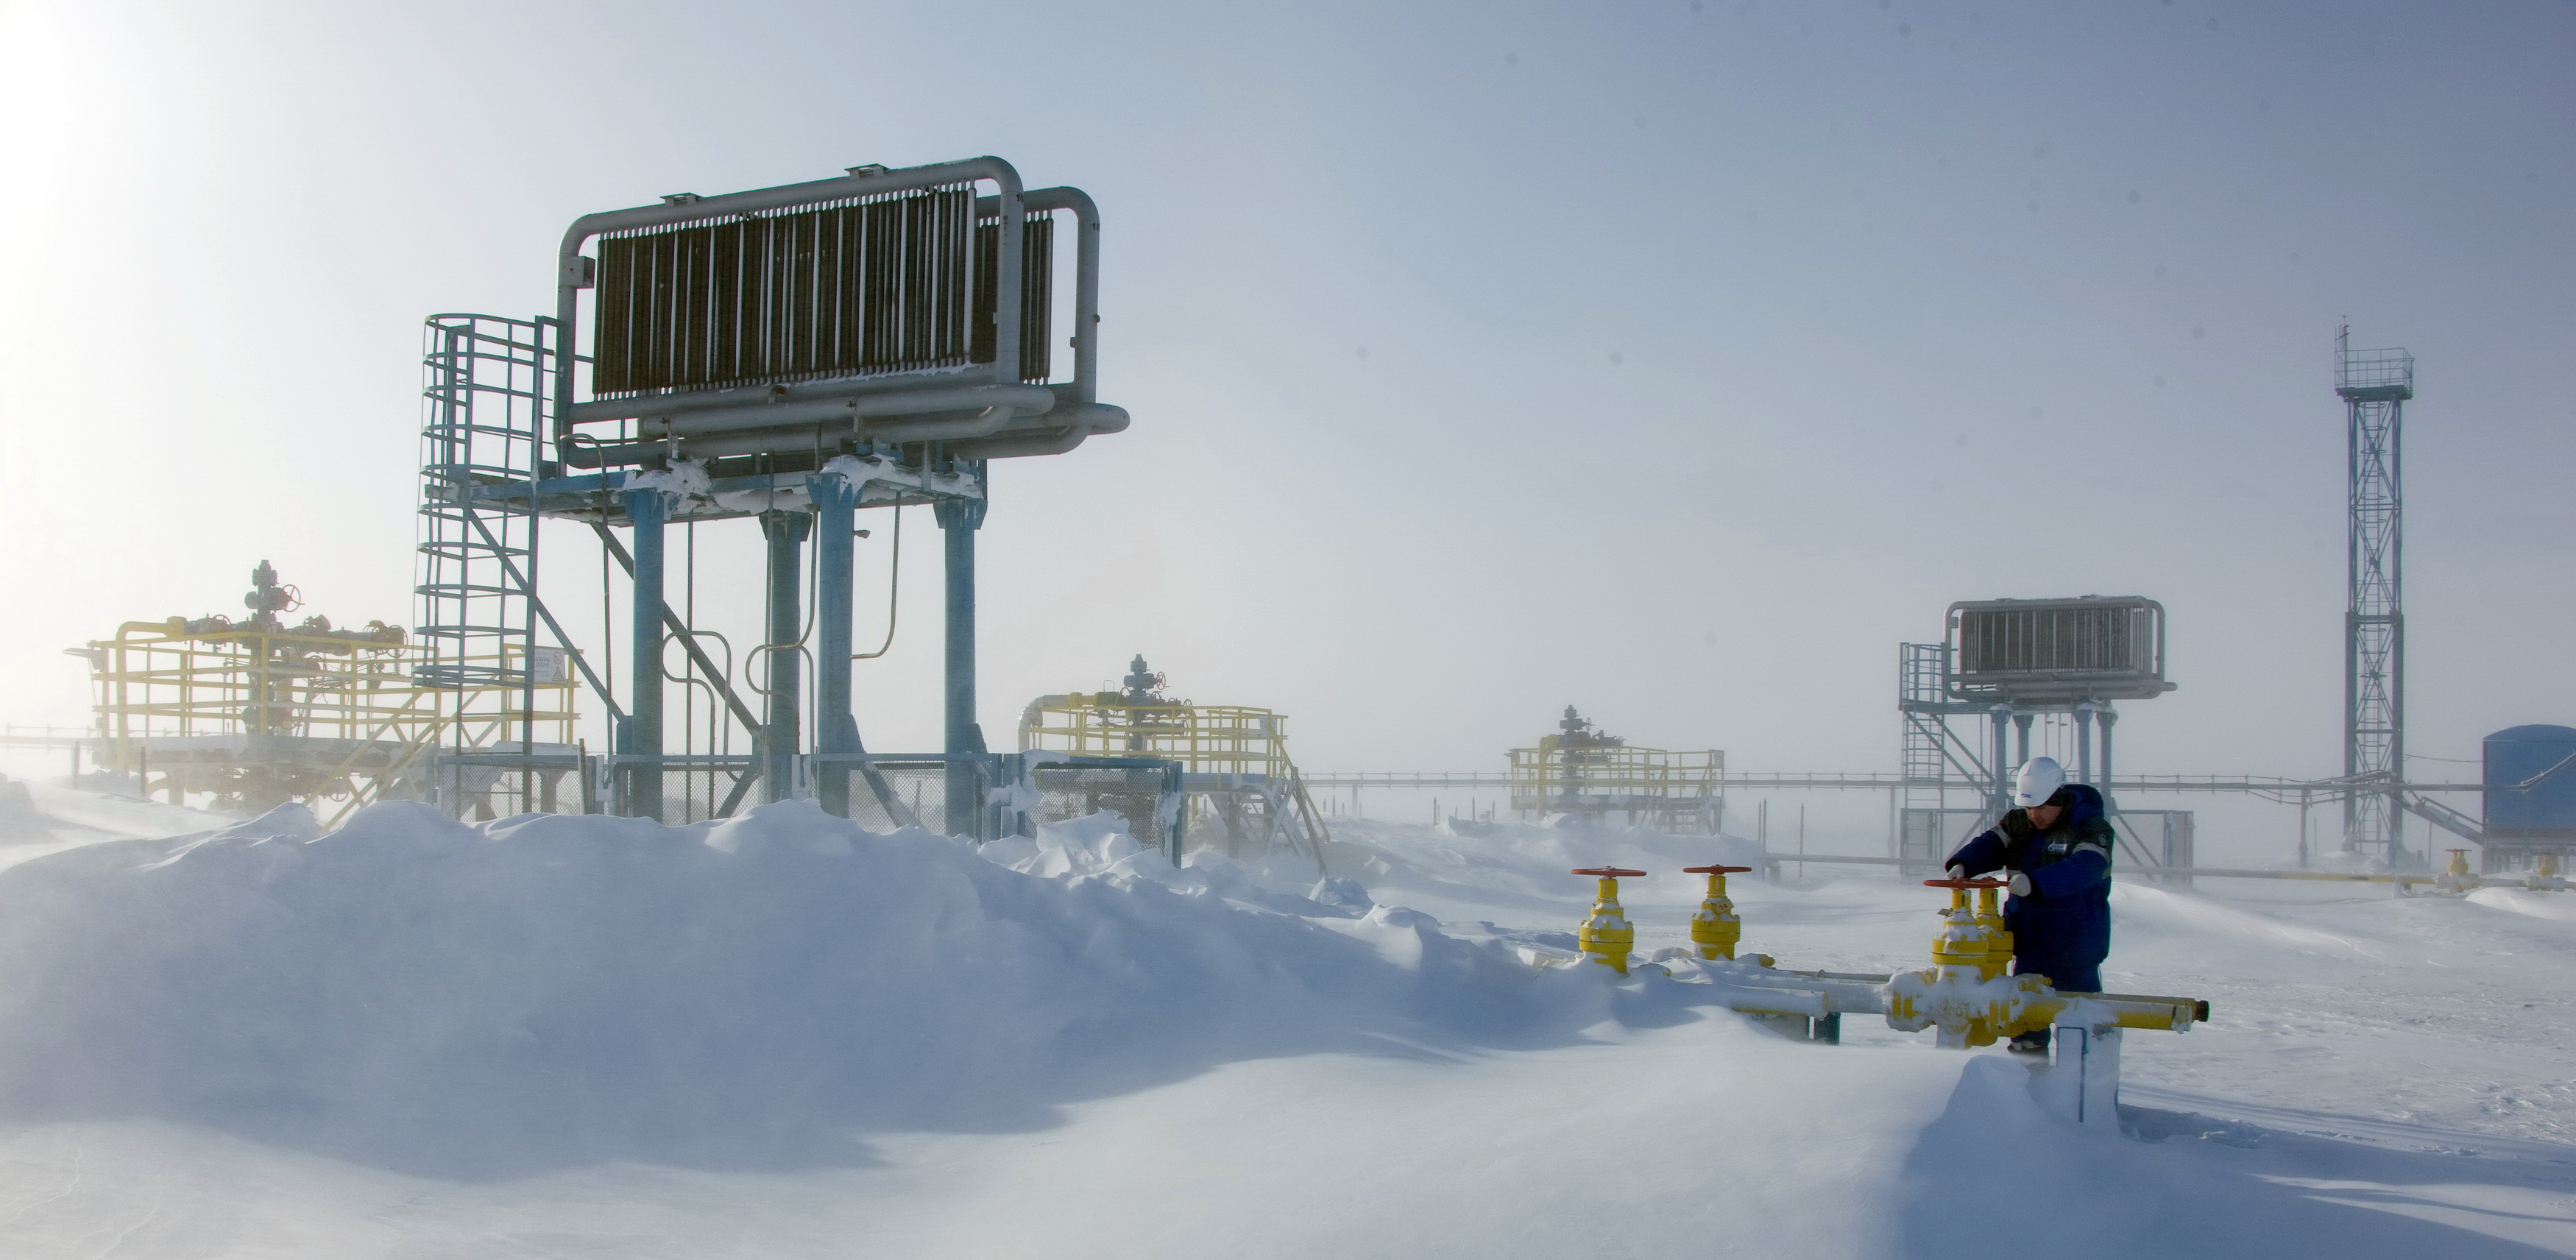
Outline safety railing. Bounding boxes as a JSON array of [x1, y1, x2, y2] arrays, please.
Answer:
[[1019, 698, 1302, 779], [87, 627, 572, 750], [1506, 745, 1724, 813], [2335, 345, 2414, 392]]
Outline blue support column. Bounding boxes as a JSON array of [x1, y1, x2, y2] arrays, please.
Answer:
[[622, 486, 668, 820], [807, 472, 860, 816], [2076, 703, 2096, 785], [760, 509, 811, 803], [936, 484, 988, 838], [1990, 704, 2012, 818], [2098, 707, 2118, 813]]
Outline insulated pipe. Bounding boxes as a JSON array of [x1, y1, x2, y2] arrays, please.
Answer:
[[622, 486, 668, 820], [863, 406, 1019, 445], [809, 473, 858, 817], [585, 406, 1016, 467], [578, 381, 1054, 428], [554, 157, 1027, 452], [954, 421, 1092, 461], [949, 403, 1129, 461], [1021, 186, 1102, 405], [937, 489, 989, 836], [760, 510, 810, 804], [575, 392, 1055, 468], [2013, 712, 2034, 768]]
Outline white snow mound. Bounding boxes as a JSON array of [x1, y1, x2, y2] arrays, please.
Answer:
[[0, 800, 1682, 1178]]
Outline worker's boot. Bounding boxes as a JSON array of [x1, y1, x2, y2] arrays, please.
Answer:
[[2007, 1029, 2050, 1057]]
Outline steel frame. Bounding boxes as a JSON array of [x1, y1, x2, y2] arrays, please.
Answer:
[[411, 159, 1121, 835], [2337, 328, 2413, 860]]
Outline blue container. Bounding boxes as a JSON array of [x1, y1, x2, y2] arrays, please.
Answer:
[[2483, 725, 2576, 837]]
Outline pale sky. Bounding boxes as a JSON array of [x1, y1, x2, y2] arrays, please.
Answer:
[[2, 0, 2569, 859]]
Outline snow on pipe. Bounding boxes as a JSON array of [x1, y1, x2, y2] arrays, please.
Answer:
[[571, 400, 1124, 467], [657, 384, 1058, 436], [1563, 868, 2208, 1047], [1883, 878, 2206, 1048]]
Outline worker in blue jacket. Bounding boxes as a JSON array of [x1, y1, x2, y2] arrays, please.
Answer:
[[1945, 756, 2113, 1054]]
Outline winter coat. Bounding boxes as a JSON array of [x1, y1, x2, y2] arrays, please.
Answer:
[[1944, 782, 2112, 992]]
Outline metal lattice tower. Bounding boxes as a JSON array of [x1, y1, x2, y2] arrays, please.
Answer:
[[2335, 326, 2413, 860]]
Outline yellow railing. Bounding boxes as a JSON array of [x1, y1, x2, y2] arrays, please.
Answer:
[[82, 619, 576, 818], [1019, 698, 1300, 778], [1019, 693, 1331, 857], [1507, 742, 1724, 813]]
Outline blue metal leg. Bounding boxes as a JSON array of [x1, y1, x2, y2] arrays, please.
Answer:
[[760, 510, 810, 803], [622, 487, 668, 821], [936, 492, 988, 837], [1991, 705, 2012, 816], [2076, 705, 2095, 785], [808, 474, 858, 817]]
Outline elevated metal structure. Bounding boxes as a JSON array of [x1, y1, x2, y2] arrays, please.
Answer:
[[1506, 707, 1724, 832], [2336, 327, 2413, 862], [423, 158, 1123, 834], [1019, 656, 1328, 867], [73, 563, 576, 824], [1900, 598, 2179, 871]]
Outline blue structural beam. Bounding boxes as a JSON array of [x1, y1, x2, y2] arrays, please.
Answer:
[[809, 473, 859, 817], [622, 486, 668, 820], [1989, 705, 2011, 815], [760, 510, 811, 804], [936, 489, 989, 836]]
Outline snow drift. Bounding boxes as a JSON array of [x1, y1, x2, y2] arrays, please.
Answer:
[[0, 800, 1681, 1178], [0, 801, 2567, 1256]]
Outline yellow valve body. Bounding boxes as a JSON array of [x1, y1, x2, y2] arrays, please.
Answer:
[[1690, 872, 1741, 960], [1972, 886, 2013, 980], [1577, 876, 1635, 974]]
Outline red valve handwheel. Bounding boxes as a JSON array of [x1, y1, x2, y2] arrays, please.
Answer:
[[1684, 865, 1753, 874], [1922, 877, 2006, 889], [1571, 867, 1648, 877]]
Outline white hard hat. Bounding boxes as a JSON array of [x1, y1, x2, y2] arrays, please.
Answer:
[[2013, 757, 2068, 808]]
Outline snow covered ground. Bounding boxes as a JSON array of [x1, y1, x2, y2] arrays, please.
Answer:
[[0, 793, 2564, 1258]]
